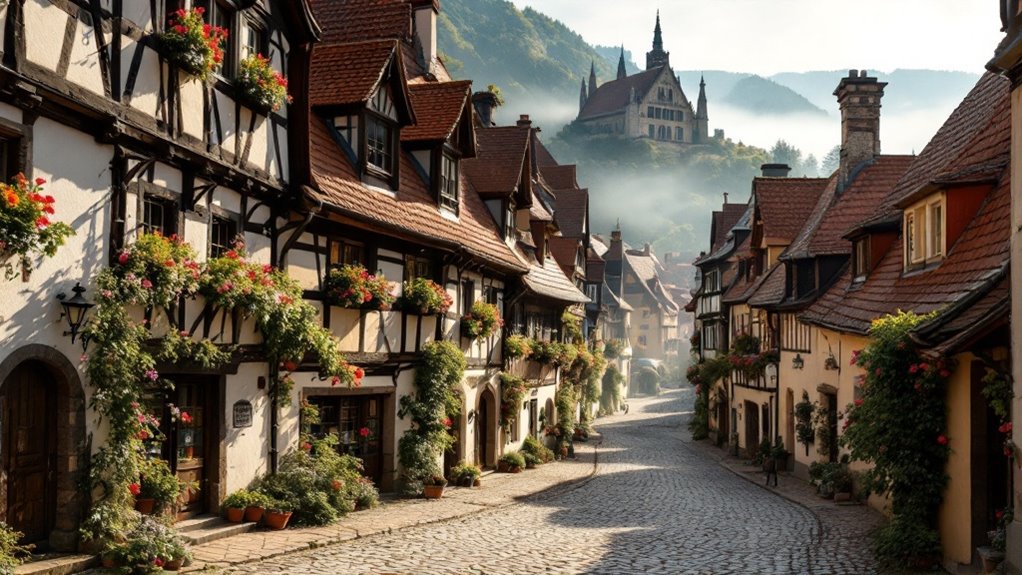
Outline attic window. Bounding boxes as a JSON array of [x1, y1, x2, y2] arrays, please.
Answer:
[[366, 116, 394, 175], [852, 237, 869, 282], [438, 152, 459, 213], [904, 194, 945, 270]]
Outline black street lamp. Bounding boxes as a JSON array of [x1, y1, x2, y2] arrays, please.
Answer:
[[57, 282, 94, 351]]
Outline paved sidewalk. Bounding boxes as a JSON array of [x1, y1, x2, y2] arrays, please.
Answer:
[[686, 438, 886, 573], [175, 440, 599, 572]]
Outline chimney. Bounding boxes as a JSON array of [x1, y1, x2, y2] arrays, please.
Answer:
[[760, 163, 791, 178], [516, 114, 532, 128], [643, 243, 651, 256], [411, 0, 440, 74], [472, 91, 498, 128], [834, 69, 886, 189]]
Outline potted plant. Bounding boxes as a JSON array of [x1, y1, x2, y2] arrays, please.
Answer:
[[162, 539, 191, 572], [522, 451, 540, 469], [138, 460, 184, 515], [449, 461, 482, 487], [497, 451, 525, 473], [234, 54, 290, 114], [157, 7, 228, 80], [521, 435, 554, 464], [504, 334, 532, 360], [117, 515, 187, 573], [398, 277, 452, 315], [323, 264, 394, 310], [460, 300, 503, 341], [422, 475, 447, 499], [262, 500, 293, 530], [0, 174, 74, 280], [979, 508, 1012, 573], [222, 488, 267, 523]]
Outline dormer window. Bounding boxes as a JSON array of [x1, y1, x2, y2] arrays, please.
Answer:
[[852, 237, 869, 282], [329, 85, 401, 189], [504, 202, 516, 240], [904, 194, 945, 270], [438, 152, 459, 213], [366, 116, 393, 175]]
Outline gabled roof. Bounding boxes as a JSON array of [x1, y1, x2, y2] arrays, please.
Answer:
[[579, 68, 662, 120], [553, 188, 588, 239], [801, 76, 1011, 335], [754, 178, 829, 244], [309, 40, 408, 111], [624, 250, 678, 313], [696, 204, 752, 267], [309, 0, 411, 45], [747, 262, 787, 307], [402, 80, 473, 143], [541, 165, 579, 191], [462, 126, 531, 197], [306, 119, 526, 273], [711, 203, 748, 253], [522, 256, 590, 303], [534, 139, 560, 168], [549, 236, 583, 277]]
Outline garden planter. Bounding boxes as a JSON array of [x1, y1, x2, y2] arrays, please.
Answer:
[[101, 553, 117, 568], [244, 505, 264, 523], [978, 546, 1005, 573], [525, 460, 536, 469], [135, 498, 156, 515], [163, 558, 184, 571], [263, 510, 292, 530], [497, 461, 522, 473], [224, 507, 244, 523], [422, 484, 445, 499]]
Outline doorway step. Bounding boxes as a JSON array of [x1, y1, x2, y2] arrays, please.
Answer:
[[13, 554, 96, 575], [178, 515, 256, 546]]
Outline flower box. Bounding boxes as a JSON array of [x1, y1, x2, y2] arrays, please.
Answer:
[[324, 264, 394, 310], [157, 7, 228, 81], [234, 54, 290, 114], [397, 277, 452, 315], [460, 301, 503, 341]]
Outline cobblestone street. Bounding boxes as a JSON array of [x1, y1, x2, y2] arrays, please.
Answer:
[[220, 387, 881, 575]]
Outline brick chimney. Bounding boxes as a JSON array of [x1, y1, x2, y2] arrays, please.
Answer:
[[516, 114, 532, 128], [760, 163, 791, 178], [411, 0, 440, 74], [834, 69, 886, 189], [643, 243, 652, 256], [472, 91, 498, 128]]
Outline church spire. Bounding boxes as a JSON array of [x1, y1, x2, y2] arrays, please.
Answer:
[[588, 60, 598, 96], [645, 11, 670, 70], [616, 45, 627, 80], [695, 74, 709, 143], [579, 77, 588, 113]]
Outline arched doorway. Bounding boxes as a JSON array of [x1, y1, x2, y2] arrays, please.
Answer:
[[0, 346, 86, 552], [475, 387, 498, 468]]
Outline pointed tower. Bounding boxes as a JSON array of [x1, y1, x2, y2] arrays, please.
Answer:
[[579, 77, 588, 113], [616, 46, 627, 80], [695, 74, 709, 144], [588, 61, 598, 96], [645, 10, 670, 70]]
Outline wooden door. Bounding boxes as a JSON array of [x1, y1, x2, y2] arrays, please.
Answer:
[[4, 362, 56, 544], [744, 400, 759, 458], [173, 381, 208, 517], [308, 396, 384, 485], [476, 395, 490, 468]]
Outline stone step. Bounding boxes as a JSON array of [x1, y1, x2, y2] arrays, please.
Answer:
[[13, 554, 97, 575], [180, 519, 257, 546], [175, 514, 225, 533]]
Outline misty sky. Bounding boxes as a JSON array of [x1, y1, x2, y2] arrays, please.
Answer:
[[509, 0, 1002, 75]]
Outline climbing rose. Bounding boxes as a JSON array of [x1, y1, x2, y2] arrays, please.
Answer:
[[128, 482, 141, 496], [937, 435, 948, 446], [118, 251, 130, 265], [359, 427, 370, 437]]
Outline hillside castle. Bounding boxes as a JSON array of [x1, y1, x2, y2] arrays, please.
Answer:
[[575, 12, 709, 145]]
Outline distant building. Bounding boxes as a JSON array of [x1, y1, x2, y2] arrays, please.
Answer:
[[574, 12, 708, 144]]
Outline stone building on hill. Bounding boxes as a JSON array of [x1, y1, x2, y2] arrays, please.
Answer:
[[574, 12, 708, 144]]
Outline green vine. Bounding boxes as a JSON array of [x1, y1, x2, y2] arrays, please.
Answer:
[[499, 373, 527, 432], [794, 391, 816, 455]]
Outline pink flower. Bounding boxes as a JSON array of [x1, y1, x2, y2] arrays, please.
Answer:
[[849, 350, 860, 366], [909, 364, 918, 374], [137, 430, 150, 440], [854, 398, 863, 407], [359, 427, 370, 438], [937, 434, 948, 446], [180, 412, 192, 424], [145, 369, 159, 381], [118, 251, 130, 265], [141, 279, 153, 289], [442, 417, 453, 428], [302, 442, 312, 451], [154, 558, 164, 567]]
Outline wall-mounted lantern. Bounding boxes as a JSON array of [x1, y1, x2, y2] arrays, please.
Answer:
[[792, 353, 805, 370], [57, 282, 94, 351]]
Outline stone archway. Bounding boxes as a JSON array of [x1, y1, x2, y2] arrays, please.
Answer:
[[475, 386, 499, 468], [0, 345, 87, 552]]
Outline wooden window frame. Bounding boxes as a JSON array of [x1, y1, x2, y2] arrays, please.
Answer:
[[852, 237, 869, 282], [328, 238, 366, 268], [136, 182, 180, 238], [437, 150, 459, 214], [209, 207, 239, 257]]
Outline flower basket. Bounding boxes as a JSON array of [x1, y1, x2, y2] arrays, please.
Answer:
[[234, 54, 290, 114], [0, 174, 73, 280], [324, 264, 394, 310], [460, 301, 503, 341], [157, 7, 227, 81], [398, 277, 452, 315]]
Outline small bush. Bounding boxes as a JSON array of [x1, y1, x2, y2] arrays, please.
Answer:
[[522, 452, 541, 467], [521, 435, 554, 463], [498, 451, 525, 471], [449, 461, 482, 485]]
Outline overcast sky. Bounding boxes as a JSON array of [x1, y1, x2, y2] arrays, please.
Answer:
[[509, 0, 1002, 75]]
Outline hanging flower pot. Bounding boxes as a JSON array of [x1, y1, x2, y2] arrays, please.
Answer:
[[234, 54, 291, 114], [157, 7, 228, 81]]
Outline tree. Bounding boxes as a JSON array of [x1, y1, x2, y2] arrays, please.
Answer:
[[801, 154, 820, 177], [770, 139, 802, 171], [821, 145, 840, 176]]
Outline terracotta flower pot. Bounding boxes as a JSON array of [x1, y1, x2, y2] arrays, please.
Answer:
[[423, 484, 445, 499], [135, 498, 156, 515], [474, 477, 481, 487], [224, 507, 244, 523], [263, 510, 292, 530], [101, 553, 117, 568], [244, 505, 264, 523], [163, 558, 184, 571]]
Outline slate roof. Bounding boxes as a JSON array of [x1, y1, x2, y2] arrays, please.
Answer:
[[522, 257, 590, 303], [309, 0, 411, 45], [625, 250, 678, 313], [928, 275, 1009, 355], [306, 119, 527, 273], [309, 40, 402, 107], [696, 204, 752, 266], [402, 81, 472, 142], [754, 178, 829, 244], [579, 68, 662, 120], [462, 127, 530, 196], [553, 188, 588, 239], [800, 74, 1011, 335]]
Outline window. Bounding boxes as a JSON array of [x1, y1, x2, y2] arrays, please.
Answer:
[[461, 280, 475, 314], [438, 153, 459, 212], [904, 195, 946, 268], [206, 0, 234, 75], [852, 238, 869, 282], [241, 17, 265, 60], [504, 202, 516, 240], [637, 335, 647, 347], [648, 125, 655, 138], [928, 202, 943, 258], [647, 106, 654, 118], [586, 283, 598, 301], [404, 255, 431, 282], [332, 115, 358, 148], [704, 269, 720, 292], [366, 116, 393, 175], [654, 108, 662, 120], [210, 215, 237, 257], [141, 195, 177, 236], [675, 127, 683, 141], [677, 111, 684, 122], [781, 313, 811, 353], [330, 239, 365, 267]]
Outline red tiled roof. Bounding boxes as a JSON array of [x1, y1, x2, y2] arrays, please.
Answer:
[[579, 68, 662, 120], [549, 237, 582, 277], [534, 139, 560, 168], [748, 262, 787, 307], [461, 127, 530, 196], [541, 165, 578, 191], [711, 203, 748, 253], [859, 73, 1009, 229], [402, 80, 472, 142], [306, 119, 526, 273], [309, 40, 400, 107], [754, 178, 829, 244], [553, 188, 588, 239], [529, 189, 554, 222], [309, 0, 411, 45], [523, 256, 590, 303], [929, 275, 1009, 354], [788, 157, 913, 258]]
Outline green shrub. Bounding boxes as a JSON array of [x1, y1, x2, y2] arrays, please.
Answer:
[[139, 459, 184, 513], [522, 452, 541, 467], [874, 515, 941, 568], [499, 451, 525, 470], [222, 488, 270, 510], [449, 461, 482, 485], [521, 435, 554, 463], [0, 522, 28, 575]]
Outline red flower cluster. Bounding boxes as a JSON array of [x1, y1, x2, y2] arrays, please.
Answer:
[[162, 7, 228, 79], [358, 427, 370, 438], [999, 421, 1012, 434]]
